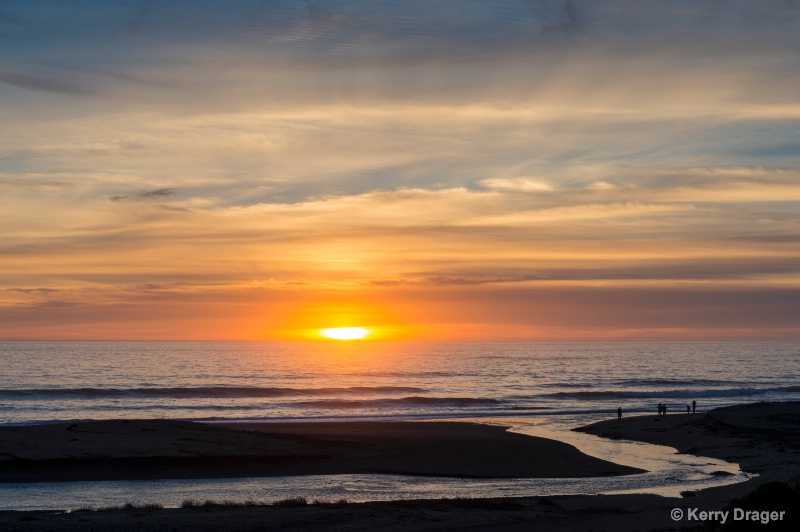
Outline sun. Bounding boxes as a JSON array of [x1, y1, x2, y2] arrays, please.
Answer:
[[320, 327, 372, 340]]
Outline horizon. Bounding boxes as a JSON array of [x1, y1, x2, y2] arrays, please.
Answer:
[[1, 338, 797, 344], [3, 1, 800, 341]]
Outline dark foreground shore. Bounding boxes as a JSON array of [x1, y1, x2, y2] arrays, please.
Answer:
[[1, 402, 800, 531], [0, 420, 641, 482]]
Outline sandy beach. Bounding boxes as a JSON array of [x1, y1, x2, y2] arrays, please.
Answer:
[[1, 402, 799, 531], [576, 401, 800, 480]]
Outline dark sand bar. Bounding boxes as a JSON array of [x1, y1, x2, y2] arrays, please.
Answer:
[[0, 420, 642, 483]]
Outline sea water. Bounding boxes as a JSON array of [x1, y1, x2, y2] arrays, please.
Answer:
[[0, 341, 797, 509], [3, 341, 798, 426]]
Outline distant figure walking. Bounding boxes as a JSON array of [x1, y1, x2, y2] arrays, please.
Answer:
[[692, 400, 696, 414], [663, 404, 668, 415], [657, 402, 663, 416], [687, 404, 691, 414], [617, 407, 623, 421]]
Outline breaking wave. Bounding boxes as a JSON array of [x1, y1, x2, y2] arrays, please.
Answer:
[[542, 386, 800, 400], [613, 379, 740, 387], [292, 397, 502, 408], [0, 386, 428, 400]]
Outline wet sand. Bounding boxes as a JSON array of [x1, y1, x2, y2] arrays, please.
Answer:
[[1, 402, 799, 531]]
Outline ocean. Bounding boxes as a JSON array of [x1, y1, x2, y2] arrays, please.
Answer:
[[2, 341, 799, 426], [1, 340, 798, 509]]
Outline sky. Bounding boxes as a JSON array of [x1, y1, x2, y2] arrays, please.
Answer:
[[2, 0, 800, 341]]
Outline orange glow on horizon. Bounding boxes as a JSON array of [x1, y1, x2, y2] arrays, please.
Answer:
[[267, 299, 418, 341]]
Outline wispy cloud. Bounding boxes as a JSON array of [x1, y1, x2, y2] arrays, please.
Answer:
[[111, 188, 176, 202], [6, 288, 59, 295], [0, 71, 91, 95]]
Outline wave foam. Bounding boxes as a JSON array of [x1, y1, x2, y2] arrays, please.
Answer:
[[542, 386, 800, 400], [293, 397, 502, 408], [0, 386, 428, 399]]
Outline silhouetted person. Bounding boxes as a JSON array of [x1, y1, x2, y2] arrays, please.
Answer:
[[663, 404, 668, 415], [692, 400, 696, 414], [687, 404, 691, 414], [657, 402, 663, 416], [617, 407, 622, 421]]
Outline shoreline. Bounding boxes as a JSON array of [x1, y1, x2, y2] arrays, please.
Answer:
[[1, 402, 799, 531]]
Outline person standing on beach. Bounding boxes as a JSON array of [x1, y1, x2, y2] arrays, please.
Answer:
[[692, 400, 696, 414], [687, 404, 691, 414], [617, 407, 622, 421]]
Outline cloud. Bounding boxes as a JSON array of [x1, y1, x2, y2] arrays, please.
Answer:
[[480, 177, 554, 192], [3, 282, 799, 341], [0, 71, 91, 95], [111, 188, 176, 202], [5, 288, 59, 294]]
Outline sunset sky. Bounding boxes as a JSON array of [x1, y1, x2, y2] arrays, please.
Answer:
[[2, 1, 800, 340]]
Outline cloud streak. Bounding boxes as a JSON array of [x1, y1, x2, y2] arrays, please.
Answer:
[[0, 71, 91, 95], [111, 188, 176, 202]]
